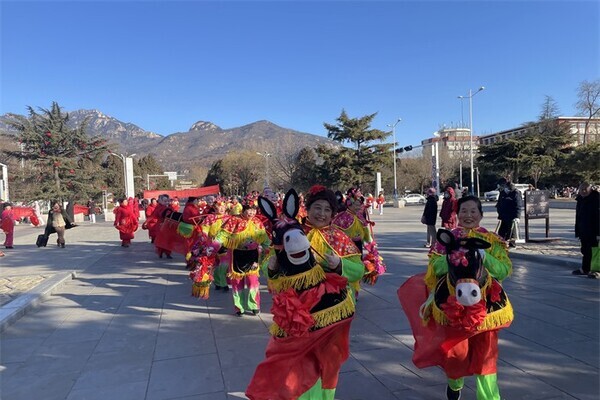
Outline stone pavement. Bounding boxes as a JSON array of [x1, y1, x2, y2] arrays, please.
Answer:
[[0, 204, 597, 400]]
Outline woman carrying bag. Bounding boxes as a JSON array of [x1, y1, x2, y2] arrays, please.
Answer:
[[44, 202, 76, 248]]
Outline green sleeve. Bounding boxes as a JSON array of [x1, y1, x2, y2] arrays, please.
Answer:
[[431, 252, 449, 276], [483, 242, 512, 280], [341, 254, 366, 284]]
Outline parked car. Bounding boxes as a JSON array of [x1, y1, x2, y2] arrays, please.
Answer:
[[402, 193, 426, 205], [484, 190, 500, 202]]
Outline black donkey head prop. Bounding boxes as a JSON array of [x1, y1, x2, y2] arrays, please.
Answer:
[[436, 228, 491, 307], [258, 188, 315, 275]]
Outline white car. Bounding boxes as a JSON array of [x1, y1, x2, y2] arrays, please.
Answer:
[[402, 193, 426, 205], [484, 190, 499, 202]]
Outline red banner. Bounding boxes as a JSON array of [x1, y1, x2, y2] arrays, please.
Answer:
[[143, 184, 220, 200]]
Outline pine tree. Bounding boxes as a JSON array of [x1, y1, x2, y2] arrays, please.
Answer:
[[1, 102, 110, 201], [321, 110, 392, 188]]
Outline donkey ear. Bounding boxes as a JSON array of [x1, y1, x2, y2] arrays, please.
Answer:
[[436, 228, 456, 248], [258, 196, 277, 222], [283, 188, 299, 219]]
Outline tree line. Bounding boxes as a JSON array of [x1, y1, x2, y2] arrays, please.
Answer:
[[1, 80, 598, 202]]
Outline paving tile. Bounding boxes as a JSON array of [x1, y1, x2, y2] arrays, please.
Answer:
[[146, 354, 224, 400], [66, 380, 148, 400]]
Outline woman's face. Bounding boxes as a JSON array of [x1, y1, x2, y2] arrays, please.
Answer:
[[52, 203, 60, 212], [307, 199, 334, 228], [243, 208, 257, 219], [457, 200, 483, 229], [122, 199, 129, 206]]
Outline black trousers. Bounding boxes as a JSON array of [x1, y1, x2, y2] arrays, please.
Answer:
[[580, 237, 599, 274], [498, 219, 514, 241]]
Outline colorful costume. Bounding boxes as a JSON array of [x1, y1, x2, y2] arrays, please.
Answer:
[[214, 208, 270, 315], [399, 226, 513, 400], [332, 188, 385, 286], [246, 188, 359, 400], [199, 201, 231, 290]]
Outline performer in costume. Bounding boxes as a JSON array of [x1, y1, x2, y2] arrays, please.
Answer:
[[114, 198, 138, 247], [1, 203, 16, 249], [332, 187, 386, 287], [147, 194, 173, 259], [246, 187, 359, 400], [228, 196, 243, 216], [198, 198, 231, 291], [143, 198, 158, 242], [214, 196, 270, 316], [399, 195, 513, 400]]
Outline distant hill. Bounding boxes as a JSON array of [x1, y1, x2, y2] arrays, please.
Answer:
[[0, 109, 337, 171]]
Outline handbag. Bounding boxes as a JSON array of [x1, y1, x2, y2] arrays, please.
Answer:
[[592, 246, 600, 273], [420, 215, 427, 225]]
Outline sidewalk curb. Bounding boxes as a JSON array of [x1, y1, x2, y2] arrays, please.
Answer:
[[0, 271, 77, 332], [509, 251, 580, 268]]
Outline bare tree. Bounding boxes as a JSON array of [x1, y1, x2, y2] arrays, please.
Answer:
[[575, 79, 600, 144]]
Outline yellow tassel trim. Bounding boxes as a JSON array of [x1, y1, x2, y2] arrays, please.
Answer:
[[343, 217, 369, 241], [220, 221, 269, 251], [269, 293, 355, 337], [227, 268, 259, 280], [268, 267, 326, 293]]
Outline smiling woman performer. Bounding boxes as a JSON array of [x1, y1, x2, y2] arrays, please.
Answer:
[[246, 185, 365, 400]]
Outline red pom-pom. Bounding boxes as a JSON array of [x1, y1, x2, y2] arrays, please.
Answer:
[[308, 185, 327, 196]]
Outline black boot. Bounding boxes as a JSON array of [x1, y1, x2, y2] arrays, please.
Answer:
[[446, 385, 461, 400]]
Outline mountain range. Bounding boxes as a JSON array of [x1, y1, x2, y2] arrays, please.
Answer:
[[0, 109, 337, 172]]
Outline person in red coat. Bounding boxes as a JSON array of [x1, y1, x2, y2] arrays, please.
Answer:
[[148, 194, 172, 259], [440, 186, 458, 229], [1, 203, 16, 249], [143, 198, 158, 242], [114, 198, 138, 247]]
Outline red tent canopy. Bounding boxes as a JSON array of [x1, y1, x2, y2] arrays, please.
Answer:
[[143, 184, 220, 200]]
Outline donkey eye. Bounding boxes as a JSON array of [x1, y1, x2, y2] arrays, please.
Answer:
[[285, 236, 290, 242]]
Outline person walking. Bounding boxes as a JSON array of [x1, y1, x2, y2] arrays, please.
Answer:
[[496, 179, 523, 247], [439, 186, 458, 229], [114, 198, 138, 247], [421, 188, 438, 248], [87, 199, 97, 224], [376, 191, 385, 215], [45, 202, 75, 248], [1, 202, 16, 249], [572, 182, 600, 278]]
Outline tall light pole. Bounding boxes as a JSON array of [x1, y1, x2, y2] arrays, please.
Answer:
[[458, 86, 485, 195], [0, 162, 8, 201], [111, 152, 136, 198], [387, 118, 401, 207], [256, 152, 271, 188]]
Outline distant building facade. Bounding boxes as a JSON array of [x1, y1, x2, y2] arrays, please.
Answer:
[[420, 127, 475, 160], [479, 117, 600, 146]]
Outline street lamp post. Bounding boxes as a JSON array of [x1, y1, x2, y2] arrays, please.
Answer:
[[256, 152, 271, 188], [0, 162, 8, 201], [458, 86, 485, 196], [387, 118, 401, 207], [111, 152, 136, 198]]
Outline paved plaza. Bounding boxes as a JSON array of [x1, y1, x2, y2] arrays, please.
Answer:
[[0, 203, 598, 400]]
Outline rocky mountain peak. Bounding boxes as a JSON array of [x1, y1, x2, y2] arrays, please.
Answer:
[[189, 121, 220, 132]]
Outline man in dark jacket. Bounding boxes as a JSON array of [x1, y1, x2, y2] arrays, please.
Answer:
[[496, 179, 523, 245], [572, 183, 600, 277], [422, 188, 439, 248]]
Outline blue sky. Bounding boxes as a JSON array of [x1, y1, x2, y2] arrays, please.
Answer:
[[1, 0, 598, 147]]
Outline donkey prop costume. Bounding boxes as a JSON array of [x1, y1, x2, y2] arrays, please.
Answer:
[[398, 228, 513, 400], [246, 189, 357, 400]]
